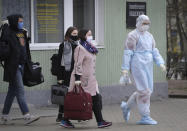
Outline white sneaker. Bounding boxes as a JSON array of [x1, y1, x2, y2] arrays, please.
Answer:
[[24, 114, 40, 125], [0, 115, 13, 125]]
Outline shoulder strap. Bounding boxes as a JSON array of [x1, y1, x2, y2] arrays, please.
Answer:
[[75, 46, 80, 74], [0, 23, 9, 40], [0, 61, 4, 68], [0, 25, 3, 39]]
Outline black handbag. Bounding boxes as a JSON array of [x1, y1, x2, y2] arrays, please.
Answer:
[[51, 84, 68, 105], [23, 61, 44, 87]]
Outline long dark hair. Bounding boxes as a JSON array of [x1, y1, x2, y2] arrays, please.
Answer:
[[78, 29, 89, 41], [64, 26, 78, 41]]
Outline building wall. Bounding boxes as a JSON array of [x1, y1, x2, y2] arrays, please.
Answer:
[[97, 0, 166, 86], [0, 0, 167, 105]]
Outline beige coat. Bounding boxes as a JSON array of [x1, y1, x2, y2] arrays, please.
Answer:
[[69, 44, 98, 96]]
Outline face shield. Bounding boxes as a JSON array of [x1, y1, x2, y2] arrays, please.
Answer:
[[136, 15, 151, 32]]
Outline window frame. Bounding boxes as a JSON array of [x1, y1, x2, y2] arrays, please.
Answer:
[[30, 0, 104, 50]]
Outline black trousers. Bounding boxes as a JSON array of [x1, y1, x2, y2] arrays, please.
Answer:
[[92, 93, 104, 122], [58, 93, 103, 122], [57, 74, 71, 120], [58, 105, 64, 116]]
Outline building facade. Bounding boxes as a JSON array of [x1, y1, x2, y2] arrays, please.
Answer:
[[0, 0, 167, 106]]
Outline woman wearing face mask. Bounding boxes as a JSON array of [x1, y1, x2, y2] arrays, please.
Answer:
[[120, 15, 166, 125], [64, 29, 112, 128], [56, 27, 79, 126]]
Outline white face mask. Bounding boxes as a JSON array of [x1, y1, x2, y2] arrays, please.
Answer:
[[140, 25, 149, 32], [86, 36, 93, 43]]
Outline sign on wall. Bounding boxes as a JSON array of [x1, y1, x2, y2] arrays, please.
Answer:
[[126, 2, 146, 28]]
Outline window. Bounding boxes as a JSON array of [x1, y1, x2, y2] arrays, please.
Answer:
[[1, 0, 104, 50], [33, 0, 64, 43], [1, 0, 31, 36], [73, 0, 95, 38]]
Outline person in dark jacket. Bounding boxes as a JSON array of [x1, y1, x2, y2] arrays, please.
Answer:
[[1, 14, 40, 125], [56, 27, 79, 127]]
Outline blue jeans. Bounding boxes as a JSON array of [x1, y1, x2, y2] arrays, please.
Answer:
[[2, 65, 29, 115]]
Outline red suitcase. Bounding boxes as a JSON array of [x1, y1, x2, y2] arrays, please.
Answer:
[[64, 85, 92, 120]]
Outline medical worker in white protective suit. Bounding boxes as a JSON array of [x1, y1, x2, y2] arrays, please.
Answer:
[[120, 14, 166, 125]]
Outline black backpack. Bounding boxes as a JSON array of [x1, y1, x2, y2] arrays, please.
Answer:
[[50, 54, 59, 76], [0, 23, 10, 68]]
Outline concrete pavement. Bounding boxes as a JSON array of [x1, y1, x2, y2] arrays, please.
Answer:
[[0, 98, 187, 131]]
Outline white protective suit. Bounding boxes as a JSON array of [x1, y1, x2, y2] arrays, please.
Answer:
[[121, 15, 165, 122]]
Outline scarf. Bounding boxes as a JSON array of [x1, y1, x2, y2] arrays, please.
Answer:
[[80, 40, 98, 54], [61, 40, 78, 71]]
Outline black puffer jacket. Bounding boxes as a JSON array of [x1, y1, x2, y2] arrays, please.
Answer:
[[2, 14, 31, 83]]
